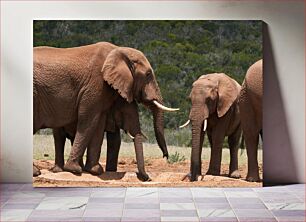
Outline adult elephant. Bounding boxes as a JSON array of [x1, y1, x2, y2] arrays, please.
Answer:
[[238, 59, 263, 182], [33, 42, 177, 177], [50, 97, 155, 181], [180, 73, 241, 182]]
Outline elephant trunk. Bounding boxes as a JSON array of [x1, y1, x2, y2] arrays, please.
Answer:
[[149, 99, 169, 159], [189, 104, 208, 181], [190, 120, 203, 181]]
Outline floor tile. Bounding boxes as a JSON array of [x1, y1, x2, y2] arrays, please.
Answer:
[[83, 217, 121, 222], [7, 197, 44, 204], [125, 197, 159, 203], [191, 188, 225, 197], [199, 217, 238, 222], [125, 203, 159, 209], [161, 216, 199, 222], [198, 209, 235, 217], [45, 190, 91, 197], [126, 187, 158, 198], [228, 197, 263, 204], [121, 217, 161, 221], [29, 209, 85, 218], [271, 209, 305, 217], [0, 183, 24, 191], [276, 217, 306, 222], [237, 217, 277, 222], [230, 202, 267, 209], [196, 202, 231, 209], [10, 191, 46, 199], [0, 209, 33, 221], [159, 188, 192, 197], [122, 209, 160, 217], [2, 203, 39, 209], [234, 209, 274, 218], [36, 196, 88, 210], [160, 203, 196, 210], [265, 202, 305, 210], [26, 217, 83, 221], [161, 209, 198, 217], [89, 197, 125, 203], [194, 197, 228, 203], [86, 202, 123, 209], [83, 208, 123, 217], [225, 191, 258, 198], [160, 197, 194, 203], [91, 188, 126, 198]]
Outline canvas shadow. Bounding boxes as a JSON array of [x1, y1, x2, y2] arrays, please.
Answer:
[[262, 22, 298, 186]]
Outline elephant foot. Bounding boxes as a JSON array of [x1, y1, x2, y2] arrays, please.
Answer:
[[33, 165, 41, 177], [246, 174, 260, 182], [64, 160, 82, 175], [136, 172, 151, 182], [182, 172, 204, 182], [79, 159, 85, 170], [229, 170, 241, 179], [51, 165, 64, 173], [84, 163, 104, 175], [206, 168, 221, 176]]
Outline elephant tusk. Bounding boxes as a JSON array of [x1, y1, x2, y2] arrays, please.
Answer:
[[127, 132, 135, 140], [153, 100, 179, 112], [179, 119, 190, 128], [203, 119, 207, 132]]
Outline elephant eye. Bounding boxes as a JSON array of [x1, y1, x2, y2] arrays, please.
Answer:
[[146, 70, 152, 80]]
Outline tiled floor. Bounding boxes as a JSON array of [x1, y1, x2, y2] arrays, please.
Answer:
[[0, 184, 305, 222]]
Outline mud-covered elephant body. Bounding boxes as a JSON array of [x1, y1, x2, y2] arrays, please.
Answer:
[[33, 42, 173, 178], [238, 59, 263, 182], [182, 73, 241, 181]]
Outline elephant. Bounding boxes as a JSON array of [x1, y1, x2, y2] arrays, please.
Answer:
[[50, 97, 154, 181], [33, 164, 41, 177], [33, 42, 178, 177], [180, 73, 241, 182], [238, 59, 263, 182]]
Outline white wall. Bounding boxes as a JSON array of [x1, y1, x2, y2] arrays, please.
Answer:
[[1, 1, 305, 184]]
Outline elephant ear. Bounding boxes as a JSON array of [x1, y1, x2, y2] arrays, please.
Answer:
[[217, 73, 240, 118], [102, 48, 134, 103]]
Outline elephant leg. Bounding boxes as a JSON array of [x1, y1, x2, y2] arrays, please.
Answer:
[[84, 115, 106, 175], [206, 130, 225, 176], [106, 129, 121, 172], [134, 134, 150, 181], [52, 128, 66, 173], [240, 100, 261, 182], [33, 164, 41, 177], [228, 127, 241, 179], [245, 131, 260, 182], [64, 108, 102, 175]]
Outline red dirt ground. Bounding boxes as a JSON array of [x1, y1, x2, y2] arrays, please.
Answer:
[[33, 158, 262, 187]]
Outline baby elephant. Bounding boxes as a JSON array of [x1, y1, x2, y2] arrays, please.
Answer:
[[180, 73, 242, 181], [50, 97, 152, 181]]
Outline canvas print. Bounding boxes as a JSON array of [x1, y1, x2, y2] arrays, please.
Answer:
[[33, 20, 262, 187]]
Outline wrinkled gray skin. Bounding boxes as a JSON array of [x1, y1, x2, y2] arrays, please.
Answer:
[[185, 73, 241, 182], [238, 59, 263, 182], [49, 98, 157, 181], [33, 42, 169, 177]]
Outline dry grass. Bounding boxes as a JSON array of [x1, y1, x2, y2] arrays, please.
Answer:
[[33, 134, 262, 166]]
